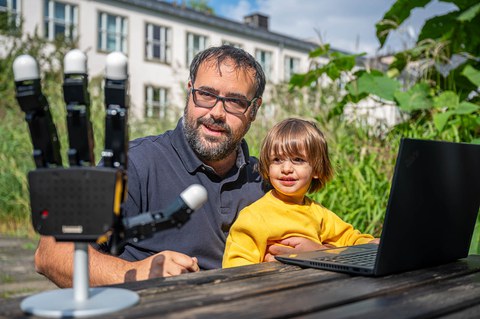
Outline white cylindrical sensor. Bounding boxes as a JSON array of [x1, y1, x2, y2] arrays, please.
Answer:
[[105, 52, 128, 80], [180, 184, 208, 210], [13, 54, 39, 81], [64, 49, 87, 74]]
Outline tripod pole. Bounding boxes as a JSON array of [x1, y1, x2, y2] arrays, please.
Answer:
[[73, 242, 89, 301]]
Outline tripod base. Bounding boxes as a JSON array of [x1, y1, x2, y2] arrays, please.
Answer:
[[21, 287, 139, 318]]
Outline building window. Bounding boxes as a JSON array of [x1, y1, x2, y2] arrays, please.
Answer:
[[145, 86, 169, 119], [255, 49, 272, 81], [0, 0, 20, 32], [98, 11, 127, 53], [284, 56, 300, 81], [44, 0, 78, 41], [186, 32, 208, 67], [145, 23, 171, 63]]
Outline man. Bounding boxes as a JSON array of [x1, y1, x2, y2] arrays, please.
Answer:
[[35, 45, 266, 287]]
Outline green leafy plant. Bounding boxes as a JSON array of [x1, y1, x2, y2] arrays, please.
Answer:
[[289, 0, 480, 251]]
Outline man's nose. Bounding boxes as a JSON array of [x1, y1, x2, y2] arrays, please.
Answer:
[[209, 98, 227, 118]]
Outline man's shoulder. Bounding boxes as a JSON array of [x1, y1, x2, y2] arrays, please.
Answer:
[[129, 132, 171, 149], [128, 130, 174, 157], [247, 155, 259, 164]]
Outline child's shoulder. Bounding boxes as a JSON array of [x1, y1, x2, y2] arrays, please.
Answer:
[[307, 197, 335, 214], [238, 191, 278, 216]]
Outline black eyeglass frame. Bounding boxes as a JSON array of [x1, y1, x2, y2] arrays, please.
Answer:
[[190, 85, 258, 115]]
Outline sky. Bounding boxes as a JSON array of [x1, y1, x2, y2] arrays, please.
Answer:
[[203, 0, 458, 57]]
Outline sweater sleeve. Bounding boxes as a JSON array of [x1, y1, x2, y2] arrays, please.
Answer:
[[318, 206, 374, 246], [222, 208, 269, 268]]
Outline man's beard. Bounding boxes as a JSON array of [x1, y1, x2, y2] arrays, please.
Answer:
[[183, 108, 249, 162]]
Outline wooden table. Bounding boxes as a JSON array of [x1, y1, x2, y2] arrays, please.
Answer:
[[2, 255, 480, 318]]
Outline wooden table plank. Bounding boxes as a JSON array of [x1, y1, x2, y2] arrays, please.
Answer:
[[1, 256, 479, 319], [143, 257, 480, 319], [300, 272, 480, 319], [436, 303, 480, 319], [121, 261, 297, 292], [107, 266, 345, 318]]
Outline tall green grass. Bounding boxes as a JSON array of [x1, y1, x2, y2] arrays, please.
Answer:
[[313, 121, 394, 236], [0, 109, 33, 236]]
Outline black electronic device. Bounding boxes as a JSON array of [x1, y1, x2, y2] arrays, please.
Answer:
[[15, 50, 208, 317], [103, 52, 129, 169], [13, 55, 62, 168], [28, 167, 123, 242], [14, 51, 208, 244], [62, 49, 95, 166]]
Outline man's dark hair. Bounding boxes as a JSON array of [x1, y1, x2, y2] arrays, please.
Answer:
[[189, 45, 266, 99]]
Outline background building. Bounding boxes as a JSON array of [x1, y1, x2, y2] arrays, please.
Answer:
[[1, 0, 321, 120]]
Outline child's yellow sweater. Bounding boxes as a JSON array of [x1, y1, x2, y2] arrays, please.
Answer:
[[223, 190, 374, 268]]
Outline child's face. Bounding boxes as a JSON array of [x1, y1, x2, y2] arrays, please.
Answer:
[[268, 151, 316, 205]]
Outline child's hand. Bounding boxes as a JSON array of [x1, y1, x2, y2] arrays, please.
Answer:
[[264, 237, 336, 262]]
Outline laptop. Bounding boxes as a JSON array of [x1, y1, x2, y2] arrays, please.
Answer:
[[275, 138, 480, 276]]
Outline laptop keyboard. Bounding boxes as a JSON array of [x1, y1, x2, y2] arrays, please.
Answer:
[[313, 250, 377, 267]]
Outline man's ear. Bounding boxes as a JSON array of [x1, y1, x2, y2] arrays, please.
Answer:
[[187, 80, 192, 90]]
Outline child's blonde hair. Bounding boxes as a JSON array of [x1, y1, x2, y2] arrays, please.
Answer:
[[259, 118, 333, 193]]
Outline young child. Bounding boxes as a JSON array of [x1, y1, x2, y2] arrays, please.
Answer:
[[223, 118, 377, 268]]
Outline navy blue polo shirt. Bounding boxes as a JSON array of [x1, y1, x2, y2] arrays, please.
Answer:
[[118, 118, 265, 269]]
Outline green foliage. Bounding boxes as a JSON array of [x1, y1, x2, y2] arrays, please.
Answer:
[[378, 0, 480, 97], [348, 71, 400, 101], [0, 109, 32, 236], [290, 0, 480, 252], [0, 31, 77, 235], [310, 113, 393, 236], [462, 65, 480, 86], [0, 10, 22, 36], [186, 0, 215, 15], [330, 0, 480, 143], [290, 45, 363, 89], [375, 0, 431, 47]]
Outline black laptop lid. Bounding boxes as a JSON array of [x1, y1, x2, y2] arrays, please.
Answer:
[[374, 138, 480, 276]]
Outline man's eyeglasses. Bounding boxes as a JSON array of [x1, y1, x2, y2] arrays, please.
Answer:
[[191, 85, 257, 115]]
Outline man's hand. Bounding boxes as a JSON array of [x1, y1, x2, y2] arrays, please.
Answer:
[[125, 250, 199, 282], [35, 236, 200, 287], [264, 237, 336, 262]]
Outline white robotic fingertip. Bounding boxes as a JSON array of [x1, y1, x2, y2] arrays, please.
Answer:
[[181, 184, 208, 210], [13, 55, 39, 81], [106, 52, 128, 80], [64, 49, 87, 74]]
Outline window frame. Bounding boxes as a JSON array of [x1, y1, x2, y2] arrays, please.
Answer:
[[44, 0, 78, 41], [0, 0, 21, 33], [145, 85, 170, 119], [284, 55, 300, 81], [186, 32, 208, 67], [255, 49, 273, 81], [145, 22, 172, 64], [97, 11, 128, 54]]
